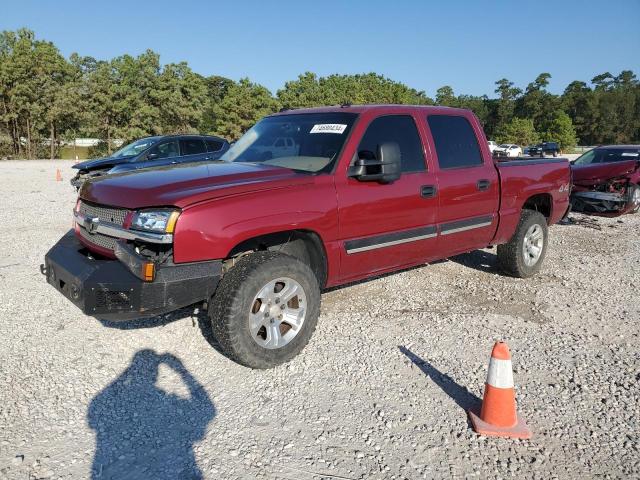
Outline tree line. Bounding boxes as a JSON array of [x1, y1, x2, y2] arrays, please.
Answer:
[[1, 28, 638, 159]]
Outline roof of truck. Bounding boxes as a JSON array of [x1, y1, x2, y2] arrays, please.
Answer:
[[271, 104, 472, 116]]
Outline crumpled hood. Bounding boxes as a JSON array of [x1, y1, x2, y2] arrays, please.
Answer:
[[80, 161, 309, 209], [73, 155, 135, 171], [571, 160, 638, 186]]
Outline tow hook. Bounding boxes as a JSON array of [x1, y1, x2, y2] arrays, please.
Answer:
[[40, 264, 48, 276]]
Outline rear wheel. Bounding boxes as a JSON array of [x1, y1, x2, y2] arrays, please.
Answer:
[[497, 209, 548, 278], [209, 251, 320, 369]]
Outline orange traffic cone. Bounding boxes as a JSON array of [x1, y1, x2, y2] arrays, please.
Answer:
[[55, 168, 62, 182], [468, 341, 532, 439]]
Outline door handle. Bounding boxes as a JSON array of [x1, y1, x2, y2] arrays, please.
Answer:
[[477, 179, 491, 191], [421, 185, 437, 198]]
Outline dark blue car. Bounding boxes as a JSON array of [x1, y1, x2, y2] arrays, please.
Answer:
[[71, 134, 229, 189]]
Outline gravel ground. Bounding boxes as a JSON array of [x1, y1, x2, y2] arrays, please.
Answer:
[[0, 160, 638, 479]]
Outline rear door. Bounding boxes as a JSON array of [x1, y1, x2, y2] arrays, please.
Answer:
[[336, 113, 439, 282], [425, 113, 499, 254], [205, 138, 226, 159], [178, 137, 208, 164]]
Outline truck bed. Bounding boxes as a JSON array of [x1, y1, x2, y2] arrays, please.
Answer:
[[492, 157, 571, 244]]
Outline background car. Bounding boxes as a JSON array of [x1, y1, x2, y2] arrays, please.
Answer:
[[488, 140, 498, 153], [570, 145, 640, 216], [246, 136, 299, 160], [493, 144, 522, 157], [71, 134, 230, 189], [529, 142, 560, 157]]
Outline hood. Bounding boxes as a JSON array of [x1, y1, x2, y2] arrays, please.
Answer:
[[571, 160, 638, 186], [73, 155, 135, 171], [80, 161, 310, 209]]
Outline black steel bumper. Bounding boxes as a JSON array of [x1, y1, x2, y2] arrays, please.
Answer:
[[42, 231, 222, 320]]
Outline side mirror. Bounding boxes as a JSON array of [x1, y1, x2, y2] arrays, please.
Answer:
[[349, 141, 401, 184], [146, 152, 159, 161]]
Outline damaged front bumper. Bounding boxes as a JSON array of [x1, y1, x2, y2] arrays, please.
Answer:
[[41, 230, 221, 320], [571, 187, 638, 217]]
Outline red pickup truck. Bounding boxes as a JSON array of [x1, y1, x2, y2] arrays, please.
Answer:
[[43, 105, 570, 368]]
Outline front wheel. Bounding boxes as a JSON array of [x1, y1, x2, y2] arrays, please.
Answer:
[[497, 209, 548, 278], [209, 251, 320, 369]]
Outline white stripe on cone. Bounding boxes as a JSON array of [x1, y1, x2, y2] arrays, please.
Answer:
[[486, 357, 514, 389]]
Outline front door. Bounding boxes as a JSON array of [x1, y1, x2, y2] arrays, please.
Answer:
[[335, 114, 439, 283], [137, 139, 181, 169]]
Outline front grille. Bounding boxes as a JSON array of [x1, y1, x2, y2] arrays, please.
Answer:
[[77, 200, 129, 251], [78, 200, 129, 227], [95, 289, 132, 311], [78, 226, 118, 251]]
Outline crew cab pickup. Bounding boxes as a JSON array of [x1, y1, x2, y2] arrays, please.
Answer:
[[42, 105, 571, 369]]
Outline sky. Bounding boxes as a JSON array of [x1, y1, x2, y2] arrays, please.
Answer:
[[2, 0, 639, 98]]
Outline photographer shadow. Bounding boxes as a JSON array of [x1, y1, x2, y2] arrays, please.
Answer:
[[88, 349, 215, 479]]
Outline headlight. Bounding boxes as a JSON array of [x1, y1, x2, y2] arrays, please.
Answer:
[[130, 209, 180, 234]]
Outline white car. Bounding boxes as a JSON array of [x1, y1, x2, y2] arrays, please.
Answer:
[[250, 136, 298, 159], [488, 141, 498, 153], [493, 144, 522, 157]]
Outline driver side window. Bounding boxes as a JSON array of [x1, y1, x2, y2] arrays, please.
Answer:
[[147, 140, 179, 160], [356, 115, 426, 173], [576, 150, 596, 165]]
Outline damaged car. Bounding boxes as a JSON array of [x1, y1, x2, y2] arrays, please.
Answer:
[[570, 145, 640, 216], [71, 135, 230, 190]]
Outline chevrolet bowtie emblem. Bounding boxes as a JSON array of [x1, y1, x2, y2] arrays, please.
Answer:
[[87, 217, 99, 234]]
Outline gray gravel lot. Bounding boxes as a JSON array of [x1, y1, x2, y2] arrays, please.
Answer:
[[0, 160, 638, 479]]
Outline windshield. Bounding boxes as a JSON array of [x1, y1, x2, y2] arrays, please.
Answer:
[[498, 144, 509, 148], [111, 137, 161, 158], [573, 148, 640, 165], [220, 113, 357, 173]]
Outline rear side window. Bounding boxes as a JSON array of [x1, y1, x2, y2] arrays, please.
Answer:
[[205, 139, 223, 152], [357, 115, 426, 173], [180, 138, 206, 155], [428, 115, 483, 169]]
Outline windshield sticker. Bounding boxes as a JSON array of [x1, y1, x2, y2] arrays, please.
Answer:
[[310, 124, 347, 134], [621, 152, 639, 157]]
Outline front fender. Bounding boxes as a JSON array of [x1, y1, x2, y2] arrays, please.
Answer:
[[172, 176, 339, 263]]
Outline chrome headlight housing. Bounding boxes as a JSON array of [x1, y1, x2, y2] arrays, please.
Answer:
[[130, 209, 180, 234]]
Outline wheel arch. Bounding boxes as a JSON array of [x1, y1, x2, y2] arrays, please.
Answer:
[[226, 229, 329, 288], [522, 193, 553, 223]]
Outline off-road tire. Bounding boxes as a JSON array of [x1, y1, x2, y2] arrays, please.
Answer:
[[497, 209, 548, 278], [209, 251, 320, 369]]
